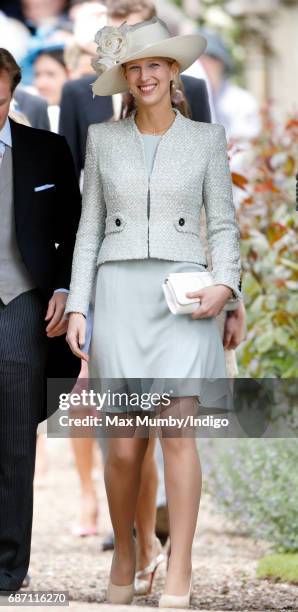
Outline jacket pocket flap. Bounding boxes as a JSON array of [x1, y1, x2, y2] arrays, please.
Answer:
[[174, 212, 199, 235], [105, 213, 126, 234]]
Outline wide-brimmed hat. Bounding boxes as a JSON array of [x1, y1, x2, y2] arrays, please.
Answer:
[[91, 17, 207, 96]]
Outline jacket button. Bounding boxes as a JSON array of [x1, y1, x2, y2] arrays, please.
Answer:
[[115, 218, 121, 226], [179, 217, 185, 226]]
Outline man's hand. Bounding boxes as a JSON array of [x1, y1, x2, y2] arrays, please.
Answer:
[[45, 292, 68, 337], [223, 300, 246, 349]]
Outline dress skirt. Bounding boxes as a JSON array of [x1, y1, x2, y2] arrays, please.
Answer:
[[88, 258, 233, 413]]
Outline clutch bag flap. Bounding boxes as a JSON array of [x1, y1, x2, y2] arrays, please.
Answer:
[[165, 272, 215, 305], [162, 271, 239, 315], [162, 271, 215, 315]]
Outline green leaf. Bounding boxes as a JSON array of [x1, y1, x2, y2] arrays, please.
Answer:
[[255, 332, 274, 353], [274, 328, 290, 346]]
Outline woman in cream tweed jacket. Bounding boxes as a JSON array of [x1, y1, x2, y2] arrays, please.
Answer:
[[65, 109, 241, 316], [66, 16, 242, 610]]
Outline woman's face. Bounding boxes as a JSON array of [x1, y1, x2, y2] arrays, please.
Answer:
[[34, 54, 68, 105], [123, 56, 179, 108]]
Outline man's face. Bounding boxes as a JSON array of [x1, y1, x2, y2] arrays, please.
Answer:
[[0, 70, 12, 130], [22, 0, 66, 23], [108, 11, 146, 27]]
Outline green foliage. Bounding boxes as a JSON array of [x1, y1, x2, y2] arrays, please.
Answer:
[[257, 553, 298, 583], [234, 113, 298, 378], [202, 438, 298, 553]]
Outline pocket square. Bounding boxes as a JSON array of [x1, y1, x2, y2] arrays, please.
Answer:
[[34, 184, 55, 192]]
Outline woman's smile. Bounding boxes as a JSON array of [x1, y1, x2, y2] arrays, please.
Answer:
[[138, 83, 158, 95]]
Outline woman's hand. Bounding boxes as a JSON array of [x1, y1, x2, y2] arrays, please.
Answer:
[[66, 313, 89, 362], [186, 284, 234, 319], [223, 300, 246, 349]]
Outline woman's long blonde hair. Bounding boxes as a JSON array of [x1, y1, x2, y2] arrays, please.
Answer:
[[119, 57, 191, 119]]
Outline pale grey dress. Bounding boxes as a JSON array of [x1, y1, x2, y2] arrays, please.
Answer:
[[89, 134, 232, 412]]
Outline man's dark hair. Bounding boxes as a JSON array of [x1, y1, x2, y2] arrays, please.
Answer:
[[106, 0, 156, 20], [0, 48, 22, 93]]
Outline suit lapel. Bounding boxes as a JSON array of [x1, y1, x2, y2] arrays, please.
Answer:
[[9, 118, 35, 231]]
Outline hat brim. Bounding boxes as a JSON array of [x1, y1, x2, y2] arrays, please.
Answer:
[[91, 33, 207, 96]]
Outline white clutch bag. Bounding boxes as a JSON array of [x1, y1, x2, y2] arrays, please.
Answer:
[[162, 271, 239, 315]]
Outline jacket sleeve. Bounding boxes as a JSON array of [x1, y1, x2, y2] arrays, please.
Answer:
[[65, 126, 106, 316], [53, 135, 81, 290], [202, 124, 242, 299]]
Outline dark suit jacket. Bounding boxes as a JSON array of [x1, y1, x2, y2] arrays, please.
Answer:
[[9, 119, 82, 415], [59, 74, 211, 177], [14, 88, 50, 130]]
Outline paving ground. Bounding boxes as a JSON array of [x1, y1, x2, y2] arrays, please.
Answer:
[[24, 439, 298, 611]]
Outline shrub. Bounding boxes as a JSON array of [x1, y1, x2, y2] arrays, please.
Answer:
[[232, 112, 298, 378], [201, 438, 298, 552]]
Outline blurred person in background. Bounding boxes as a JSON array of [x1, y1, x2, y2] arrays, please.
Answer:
[[64, 41, 96, 79], [0, 12, 50, 129], [199, 28, 260, 141], [0, 10, 30, 62], [33, 46, 69, 131], [21, 0, 71, 31], [64, 1, 108, 79], [68, 0, 106, 22]]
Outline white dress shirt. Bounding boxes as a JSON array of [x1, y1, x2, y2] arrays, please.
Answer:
[[0, 116, 12, 167], [112, 93, 123, 121]]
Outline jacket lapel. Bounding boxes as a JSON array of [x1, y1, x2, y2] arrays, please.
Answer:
[[9, 118, 35, 231]]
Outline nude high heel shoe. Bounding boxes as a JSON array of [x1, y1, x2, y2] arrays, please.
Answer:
[[134, 536, 165, 596], [106, 580, 135, 604], [106, 541, 136, 604], [158, 572, 193, 609]]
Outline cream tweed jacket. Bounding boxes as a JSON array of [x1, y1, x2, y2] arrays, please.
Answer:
[[66, 107, 242, 316]]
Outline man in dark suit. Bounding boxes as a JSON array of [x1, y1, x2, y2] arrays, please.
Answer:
[[59, 73, 211, 178], [0, 48, 81, 591]]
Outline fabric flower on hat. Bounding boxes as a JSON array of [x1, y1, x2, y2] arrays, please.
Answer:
[[92, 22, 130, 74]]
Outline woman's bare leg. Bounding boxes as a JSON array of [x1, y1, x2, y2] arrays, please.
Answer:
[[104, 434, 149, 585], [71, 437, 98, 530], [70, 360, 99, 532], [159, 397, 201, 595], [135, 438, 162, 572]]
